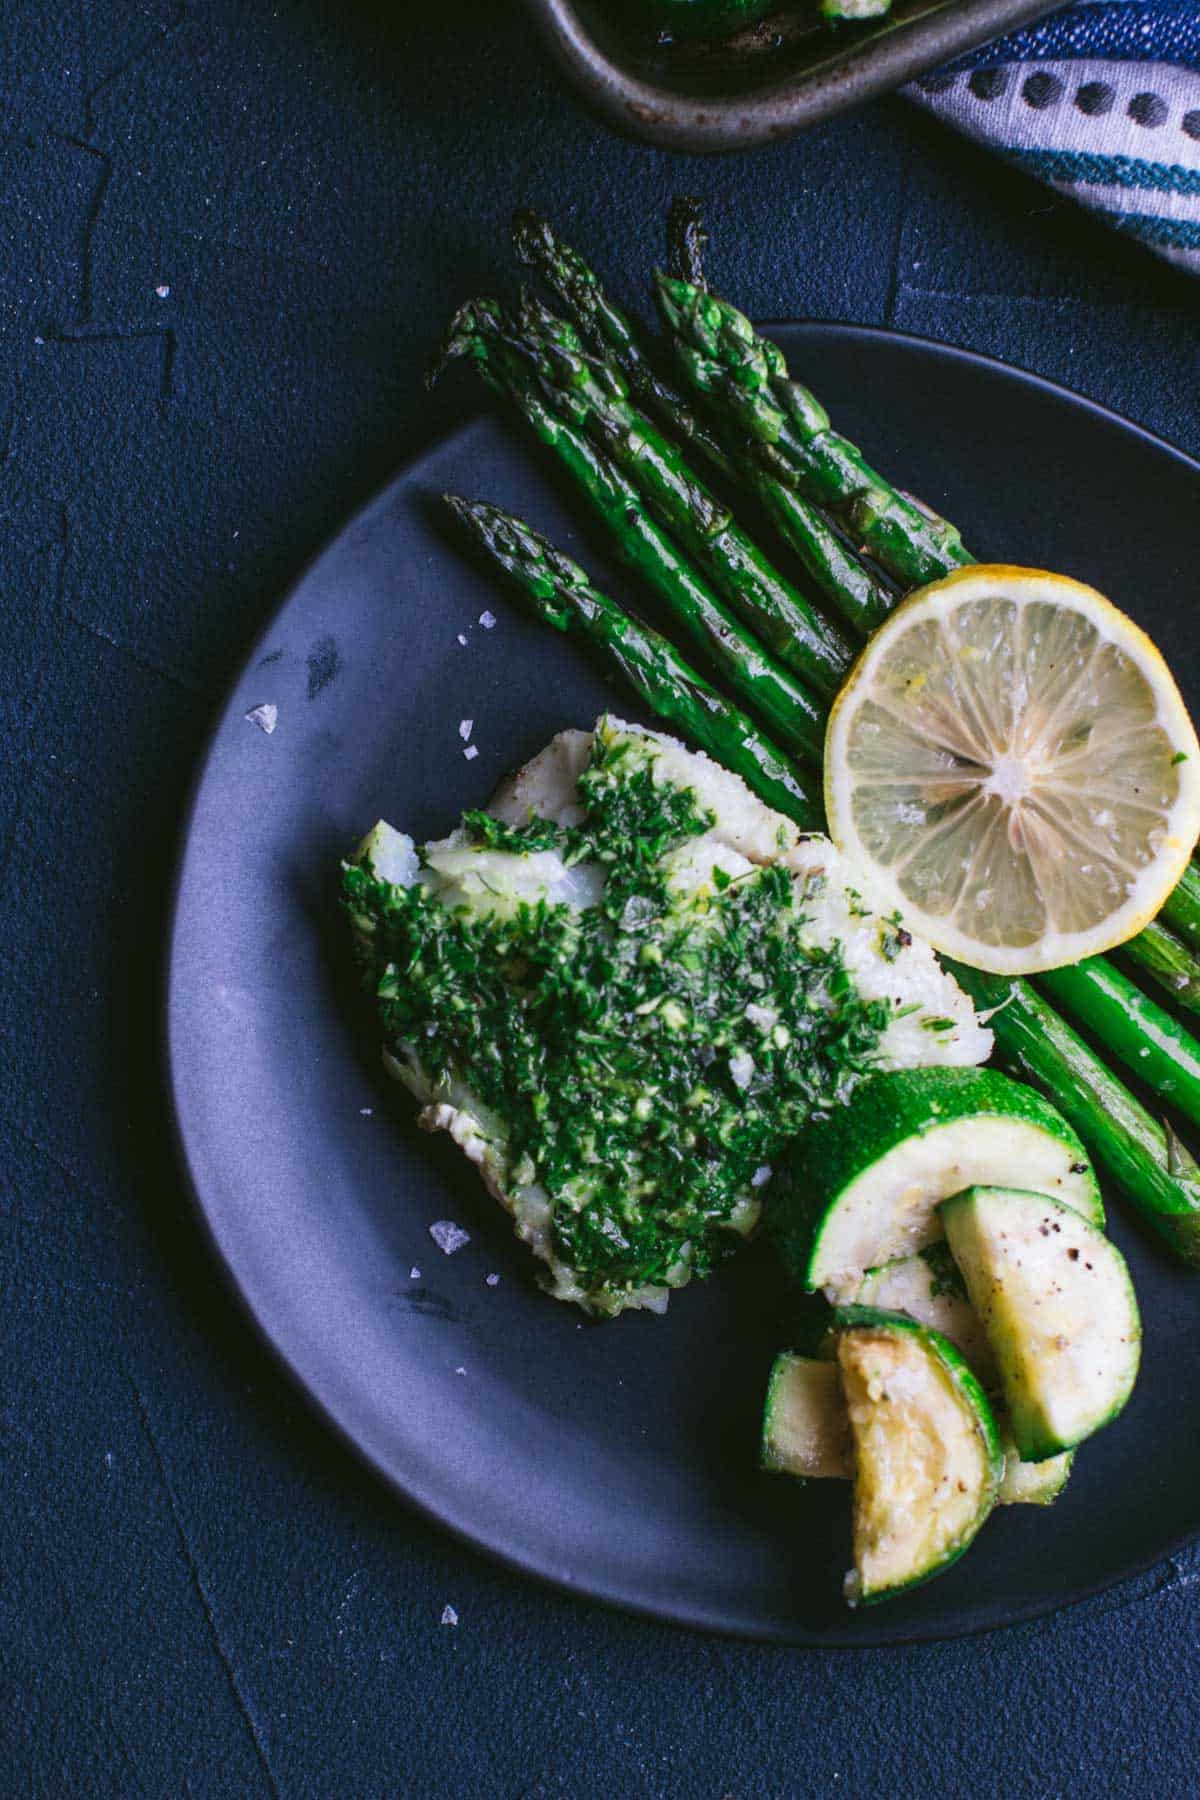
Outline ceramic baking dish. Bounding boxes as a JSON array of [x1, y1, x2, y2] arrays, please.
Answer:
[[523, 0, 1056, 151]]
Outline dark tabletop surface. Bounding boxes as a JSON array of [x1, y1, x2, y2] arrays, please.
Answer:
[[3, 3, 1199, 1795]]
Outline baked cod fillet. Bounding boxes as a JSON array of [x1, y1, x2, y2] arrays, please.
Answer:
[[343, 717, 992, 1317]]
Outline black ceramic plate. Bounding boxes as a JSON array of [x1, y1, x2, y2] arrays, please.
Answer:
[[167, 325, 1200, 1646]]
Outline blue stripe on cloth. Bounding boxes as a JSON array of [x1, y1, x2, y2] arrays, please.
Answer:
[[1002, 146, 1200, 195], [942, 2, 1200, 73], [1096, 207, 1200, 243]]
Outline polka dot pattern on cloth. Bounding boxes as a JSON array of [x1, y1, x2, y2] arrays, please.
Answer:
[[936, 67, 1196, 135], [1076, 82, 1115, 116], [905, 6, 1200, 277]]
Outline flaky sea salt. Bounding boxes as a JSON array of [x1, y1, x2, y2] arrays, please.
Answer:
[[751, 1165, 773, 1188], [456, 633, 468, 647], [458, 719, 473, 741], [155, 283, 171, 299], [359, 1107, 373, 1116], [245, 702, 277, 735], [429, 1220, 470, 1255], [409, 1266, 422, 1280], [463, 745, 479, 761], [440, 1605, 458, 1627], [479, 610, 497, 629], [744, 1003, 777, 1033], [485, 1273, 500, 1287]]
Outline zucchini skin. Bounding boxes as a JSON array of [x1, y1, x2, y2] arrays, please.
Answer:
[[768, 1068, 1102, 1289], [832, 1305, 1004, 1605]]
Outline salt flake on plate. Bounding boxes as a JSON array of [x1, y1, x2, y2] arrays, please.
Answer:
[[459, 719, 473, 741], [479, 610, 497, 629], [245, 703, 277, 735], [463, 745, 479, 761], [429, 1219, 470, 1255], [440, 1605, 458, 1627]]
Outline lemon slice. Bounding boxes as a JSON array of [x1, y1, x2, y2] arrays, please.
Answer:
[[825, 566, 1200, 974]]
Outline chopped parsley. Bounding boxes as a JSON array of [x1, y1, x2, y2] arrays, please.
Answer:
[[345, 735, 893, 1313], [879, 911, 913, 963]]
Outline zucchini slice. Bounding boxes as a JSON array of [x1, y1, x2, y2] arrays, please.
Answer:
[[760, 1355, 852, 1479], [761, 1341, 1063, 1508], [998, 1439, 1073, 1506], [833, 1306, 1003, 1605], [849, 1243, 998, 1389], [940, 1186, 1141, 1461], [770, 1068, 1102, 1291], [845, 1247, 1072, 1503]]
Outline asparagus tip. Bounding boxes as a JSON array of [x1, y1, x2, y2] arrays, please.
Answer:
[[518, 286, 563, 334], [427, 297, 509, 388], [442, 491, 495, 551], [666, 195, 709, 291], [511, 207, 551, 263], [426, 299, 481, 388], [651, 268, 690, 331]]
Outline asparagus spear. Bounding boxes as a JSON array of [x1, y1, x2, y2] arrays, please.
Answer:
[[950, 963, 1200, 1265], [748, 471, 894, 635], [514, 212, 895, 635], [510, 292, 854, 694], [512, 210, 735, 481], [654, 272, 974, 589], [1039, 955, 1200, 1130], [430, 300, 826, 761], [479, 287, 851, 698], [1161, 860, 1200, 954], [444, 496, 823, 829], [1122, 918, 1200, 1017]]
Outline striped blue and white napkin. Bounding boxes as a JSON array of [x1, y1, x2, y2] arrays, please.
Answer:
[[907, 2, 1200, 273]]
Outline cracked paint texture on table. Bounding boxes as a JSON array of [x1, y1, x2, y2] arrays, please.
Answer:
[[1, 2, 1198, 1796]]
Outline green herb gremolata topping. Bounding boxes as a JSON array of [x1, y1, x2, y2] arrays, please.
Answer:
[[343, 735, 893, 1310]]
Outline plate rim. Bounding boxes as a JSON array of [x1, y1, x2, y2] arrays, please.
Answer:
[[164, 319, 1200, 1648]]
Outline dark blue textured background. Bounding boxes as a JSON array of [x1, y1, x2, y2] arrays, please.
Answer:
[[3, 4, 1198, 1794]]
